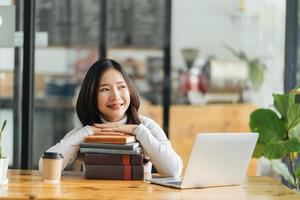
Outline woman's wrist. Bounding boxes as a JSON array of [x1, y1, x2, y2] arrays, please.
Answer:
[[131, 124, 139, 135], [86, 125, 95, 135]]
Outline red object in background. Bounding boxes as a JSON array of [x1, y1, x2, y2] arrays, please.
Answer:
[[180, 71, 199, 95], [198, 73, 209, 93], [180, 71, 205, 95], [180, 71, 192, 95]]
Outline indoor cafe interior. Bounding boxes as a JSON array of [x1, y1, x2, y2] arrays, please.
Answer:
[[0, 0, 300, 199]]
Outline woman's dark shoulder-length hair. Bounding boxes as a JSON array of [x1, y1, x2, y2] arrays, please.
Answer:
[[76, 59, 141, 126]]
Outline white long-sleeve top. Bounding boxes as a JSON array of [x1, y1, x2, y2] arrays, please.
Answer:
[[39, 115, 183, 177]]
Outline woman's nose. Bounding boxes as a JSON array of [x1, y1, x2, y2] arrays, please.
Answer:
[[110, 88, 121, 100]]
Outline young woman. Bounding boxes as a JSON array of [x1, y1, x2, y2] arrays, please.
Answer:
[[39, 59, 182, 177]]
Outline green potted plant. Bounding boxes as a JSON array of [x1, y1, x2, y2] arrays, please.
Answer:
[[249, 87, 300, 190], [225, 45, 266, 90], [0, 120, 8, 185]]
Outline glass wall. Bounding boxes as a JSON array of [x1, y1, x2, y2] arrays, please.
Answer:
[[32, 0, 166, 168], [107, 0, 165, 106], [33, 0, 100, 168], [169, 0, 286, 173], [0, 0, 290, 170], [106, 0, 166, 128], [0, 1, 17, 167], [171, 0, 285, 106]]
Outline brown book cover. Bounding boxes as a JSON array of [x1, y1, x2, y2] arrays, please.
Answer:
[[85, 165, 144, 180], [84, 134, 136, 144], [84, 153, 143, 165]]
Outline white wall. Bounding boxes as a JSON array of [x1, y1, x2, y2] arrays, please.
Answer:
[[0, 0, 12, 6], [172, 0, 286, 107], [0, 49, 14, 70], [35, 48, 70, 74]]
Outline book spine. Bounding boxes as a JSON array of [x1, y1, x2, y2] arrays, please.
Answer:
[[80, 147, 141, 155], [84, 137, 127, 144], [84, 153, 143, 165], [85, 165, 144, 180], [80, 142, 139, 150], [84, 135, 136, 144]]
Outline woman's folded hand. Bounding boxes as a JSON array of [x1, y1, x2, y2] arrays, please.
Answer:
[[91, 124, 138, 135]]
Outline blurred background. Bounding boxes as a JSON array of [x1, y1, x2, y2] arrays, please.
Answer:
[[0, 0, 298, 179]]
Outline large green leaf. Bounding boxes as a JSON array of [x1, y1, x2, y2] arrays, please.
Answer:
[[290, 123, 300, 138], [261, 138, 300, 159], [263, 143, 286, 159], [286, 138, 300, 152], [271, 160, 295, 184], [287, 103, 300, 130], [250, 109, 286, 144], [253, 143, 264, 158], [273, 94, 289, 121]]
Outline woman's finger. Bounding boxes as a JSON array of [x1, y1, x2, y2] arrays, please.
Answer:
[[89, 126, 98, 133], [92, 124, 134, 135], [94, 123, 113, 128], [90, 127, 102, 134], [94, 131, 125, 136], [101, 127, 115, 132]]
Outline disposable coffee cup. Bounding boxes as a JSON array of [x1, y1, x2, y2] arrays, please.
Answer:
[[42, 152, 63, 183]]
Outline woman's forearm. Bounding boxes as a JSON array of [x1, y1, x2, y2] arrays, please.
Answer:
[[38, 126, 93, 171], [134, 124, 183, 177]]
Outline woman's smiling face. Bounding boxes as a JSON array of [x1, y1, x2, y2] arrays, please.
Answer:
[[97, 68, 131, 122]]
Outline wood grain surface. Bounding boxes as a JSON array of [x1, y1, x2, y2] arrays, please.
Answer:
[[0, 170, 298, 200]]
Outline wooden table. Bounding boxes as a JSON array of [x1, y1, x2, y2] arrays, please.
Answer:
[[0, 170, 299, 199]]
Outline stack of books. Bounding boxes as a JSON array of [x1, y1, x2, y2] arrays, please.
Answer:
[[80, 134, 144, 180]]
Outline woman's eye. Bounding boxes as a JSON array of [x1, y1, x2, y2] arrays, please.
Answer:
[[99, 88, 109, 92], [119, 85, 127, 89]]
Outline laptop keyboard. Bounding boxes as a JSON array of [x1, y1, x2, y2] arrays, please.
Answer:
[[166, 181, 182, 185]]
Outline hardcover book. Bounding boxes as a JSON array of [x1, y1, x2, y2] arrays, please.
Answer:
[[85, 164, 144, 180], [80, 142, 140, 150], [84, 135, 136, 144], [80, 147, 142, 155], [84, 153, 143, 165]]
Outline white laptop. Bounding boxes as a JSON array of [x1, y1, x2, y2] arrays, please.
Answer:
[[146, 132, 258, 189]]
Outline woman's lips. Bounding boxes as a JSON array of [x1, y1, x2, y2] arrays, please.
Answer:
[[107, 103, 123, 109]]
